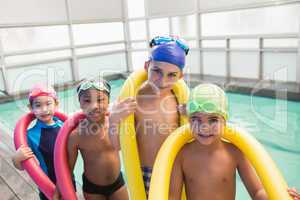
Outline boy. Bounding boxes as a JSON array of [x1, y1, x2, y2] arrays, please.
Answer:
[[110, 36, 189, 196], [12, 84, 64, 200], [67, 78, 130, 200], [169, 83, 300, 200], [138, 36, 189, 195]]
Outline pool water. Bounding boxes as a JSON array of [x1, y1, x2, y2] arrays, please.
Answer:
[[0, 79, 299, 199]]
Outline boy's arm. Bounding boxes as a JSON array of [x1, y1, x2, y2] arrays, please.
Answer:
[[12, 155, 24, 170], [169, 150, 184, 200], [236, 150, 268, 200], [53, 186, 61, 200], [108, 117, 121, 151], [12, 145, 34, 170], [177, 104, 187, 116], [108, 97, 137, 151], [67, 130, 79, 172]]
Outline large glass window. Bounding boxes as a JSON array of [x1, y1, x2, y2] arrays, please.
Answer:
[[264, 39, 298, 48], [231, 52, 259, 79], [0, 26, 70, 52], [129, 20, 147, 40], [131, 51, 148, 70], [76, 44, 125, 56], [73, 22, 124, 45], [131, 42, 148, 49], [149, 18, 169, 38], [77, 53, 127, 79], [231, 39, 259, 48], [0, 70, 5, 92], [5, 50, 71, 65], [172, 15, 197, 38], [185, 50, 200, 74], [127, 0, 145, 18], [201, 4, 299, 36], [203, 52, 226, 76], [6, 61, 72, 93], [263, 53, 297, 82]]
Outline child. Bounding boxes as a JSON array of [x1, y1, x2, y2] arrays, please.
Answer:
[[169, 83, 300, 200], [12, 84, 64, 200], [67, 78, 130, 200], [109, 36, 189, 196], [130, 36, 188, 195]]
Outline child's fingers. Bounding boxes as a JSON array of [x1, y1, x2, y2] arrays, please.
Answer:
[[24, 151, 34, 157], [288, 188, 300, 198], [24, 155, 34, 159], [126, 105, 137, 112], [23, 147, 32, 151], [23, 148, 33, 154], [126, 97, 135, 101], [23, 153, 34, 159], [21, 146, 32, 151], [288, 187, 298, 193], [121, 97, 135, 103], [127, 103, 137, 110]]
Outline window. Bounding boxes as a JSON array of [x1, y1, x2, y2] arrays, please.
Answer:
[[127, 0, 145, 18], [149, 18, 169, 38], [1, 26, 70, 52], [73, 23, 124, 45], [201, 4, 299, 36], [172, 15, 197, 38], [130, 20, 147, 40]]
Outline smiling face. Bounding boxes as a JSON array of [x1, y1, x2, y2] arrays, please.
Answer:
[[145, 61, 182, 91], [30, 96, 58, 125], [189, 112, 225, 146], [79, 89, 109, 123]]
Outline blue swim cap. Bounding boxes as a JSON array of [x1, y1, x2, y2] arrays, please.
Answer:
[[149, 42, 186, 70]]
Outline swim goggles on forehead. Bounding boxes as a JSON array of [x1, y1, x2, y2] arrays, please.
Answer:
[[187, 100, 227, 120], [149, 36, 190, 55], [77, 79, 111, 95]]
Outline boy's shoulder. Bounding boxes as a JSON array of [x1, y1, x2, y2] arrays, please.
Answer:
[[222, 141, 240, 152], [222, 141, 244, 161], [178, 140, 198, 158], [67, 126, 81, 145]]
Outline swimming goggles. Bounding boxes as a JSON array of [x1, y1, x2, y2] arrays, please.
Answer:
[[77, 79, 111, 96], [187, 100, 228, 120], [149, 36, 190, 55]]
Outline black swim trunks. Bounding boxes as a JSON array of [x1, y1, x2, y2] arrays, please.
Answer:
[[82, 172, 125, 196]]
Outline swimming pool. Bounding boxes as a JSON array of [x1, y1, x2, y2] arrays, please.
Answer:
[[0, 79, 299, 199]]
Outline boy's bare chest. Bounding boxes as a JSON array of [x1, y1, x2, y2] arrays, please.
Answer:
[[183, 150, 236, 185], [136, 95, 178, 122], [78, 133, 112, 152]]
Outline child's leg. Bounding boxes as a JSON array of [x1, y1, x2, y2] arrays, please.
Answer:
[[108, 186, 129, 200]]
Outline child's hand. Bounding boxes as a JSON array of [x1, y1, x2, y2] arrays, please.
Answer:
[[177, 104, 187, 116], [288, 187, 300, 200], [109, 97, 137, 123], [53, 186, 62, 200], [12, 145, 34, 170], [15, 145, 34, 163]]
